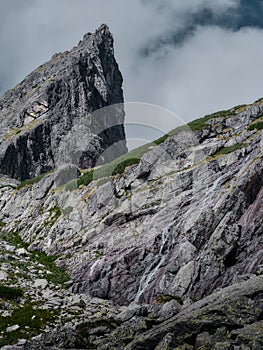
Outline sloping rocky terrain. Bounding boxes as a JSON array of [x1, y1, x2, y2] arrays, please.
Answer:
[[0, 26, 262, 349]]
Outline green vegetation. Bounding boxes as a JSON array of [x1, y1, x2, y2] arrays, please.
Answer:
[[254, 97, 263, 103], [76, 126, 189, 188], [112, 158, 140, 176], [153, 125, 187, 145], [0, 302, 58, 347], [16, 100, 258, 192], [153, 133, 170, 145], [4, 117, 43, 141], [187, 109, 232, 131], [42, 205, 62, 227], [0, 231, 69, 285], [17, 171, 53, 190], [0, 285, 23, 300], [76, 318, 119, 338], [30, 251, 70, 285], [77, 169, 94, 187], [214, 143, 246, 156], [0, 231, 28, 249], [0, 221, 6, 228], [49, 205, 61, 220], [248, 121, 263, 131], [77, 155, 140, 188]]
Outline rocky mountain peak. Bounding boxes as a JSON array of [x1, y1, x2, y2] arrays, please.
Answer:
[[0, 25, 127, 181], [0, 25, 263, 350]]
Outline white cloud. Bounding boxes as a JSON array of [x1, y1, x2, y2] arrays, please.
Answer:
[[132, 25, 263, 121], [0, 0, 263, 129]]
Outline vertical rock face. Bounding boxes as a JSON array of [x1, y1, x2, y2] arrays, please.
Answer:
[[0, 24, 127, 180]]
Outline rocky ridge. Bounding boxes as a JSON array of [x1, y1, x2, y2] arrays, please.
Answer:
[[0, 98, 262, 348], [0, 24, 127, 180], [0, 25, 263, 350]]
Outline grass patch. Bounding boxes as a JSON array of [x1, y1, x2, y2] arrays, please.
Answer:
[[30, 251, 70, 285], [187, 109, 232, 131], [17, 171, 53, 190], [248, 121, 263, 131], [214, 143, 246, 156], [0, 231, 69, 285], [0, 285, 23, 300], [49, 205, 61, 220], [64, 100, 256, 190], [154, 133, 170, 145], [3, 117, 43, 141], [77, 169, 94, 187], [112, 158, 140, 176], [0, 302, 59, 347], [0, 231, 28, 249], [43, 205, 61, 227], [77, 126, 188, 188], [254, 97, 263, 103]]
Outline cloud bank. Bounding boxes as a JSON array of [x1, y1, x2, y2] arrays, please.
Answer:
[[0, 0, 263, 123]]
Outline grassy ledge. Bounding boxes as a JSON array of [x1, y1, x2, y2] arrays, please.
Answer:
[[17, 170, 53, 190], [15, 99, 261, 191], [187, 109, 233, 131], [248, 121, 263, 131], [214, 143, 247, 156]]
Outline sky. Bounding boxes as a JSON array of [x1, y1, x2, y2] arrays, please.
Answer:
[[1, 0, 263, 125]]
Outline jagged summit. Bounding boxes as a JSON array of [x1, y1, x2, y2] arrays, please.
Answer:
[[0, 24, 127, 180]]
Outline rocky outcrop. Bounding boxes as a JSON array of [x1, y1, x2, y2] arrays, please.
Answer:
[[23, 275, 263, 349], [0, 26, 263, 348], [0, 100, 262, 309], [0, 231, 121, 348], [0, 24, 127, 180]]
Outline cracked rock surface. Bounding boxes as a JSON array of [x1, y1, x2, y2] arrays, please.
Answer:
[[0, 99, 262, 348], [0, 24, 127, 180]]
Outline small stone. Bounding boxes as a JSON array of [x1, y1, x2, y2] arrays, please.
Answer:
[[0, 270, 8, 280], [4, 245, 16, 253], [1, 311, 11, 317], [34, 279, 48, 289], [16, 248, 28, 256], [17, 339, 27, 345], [6, 325, 20, 332]]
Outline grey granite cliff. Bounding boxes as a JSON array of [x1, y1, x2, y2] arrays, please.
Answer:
[[0, 24, 127, 180]]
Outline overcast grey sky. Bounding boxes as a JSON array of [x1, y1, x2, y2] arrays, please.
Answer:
[[1, 0, 263, 122]]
